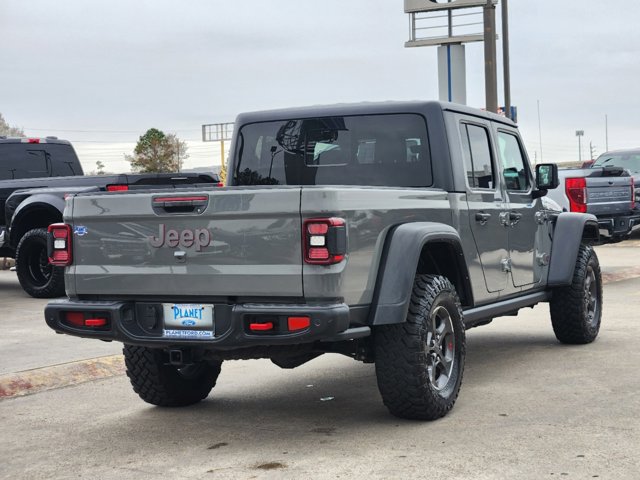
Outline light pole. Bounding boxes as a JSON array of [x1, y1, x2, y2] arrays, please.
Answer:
[[576, 130, 584, 163]]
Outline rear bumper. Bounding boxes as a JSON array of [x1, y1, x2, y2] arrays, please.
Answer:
[[45, 299, 362, 349], [597, 213, 640, 239]]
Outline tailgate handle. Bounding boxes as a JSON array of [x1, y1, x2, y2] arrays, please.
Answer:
[[152, 195, 208, 214]]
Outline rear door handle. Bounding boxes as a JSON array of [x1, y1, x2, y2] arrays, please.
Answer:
[[475, 212, 492, 225]]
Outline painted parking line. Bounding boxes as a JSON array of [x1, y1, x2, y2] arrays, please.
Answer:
[[602, 266, 640, 285], [0, 355, 124, 400]]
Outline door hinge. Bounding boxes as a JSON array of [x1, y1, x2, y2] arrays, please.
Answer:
[[501, 258, 512, 273], [536, 252, 550, 266], [535, 211, 548, 224], [499, 212, 511, 227]]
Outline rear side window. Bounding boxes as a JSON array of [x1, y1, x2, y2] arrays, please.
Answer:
[[233, 114, 432, 187], [460, 123, 494, 189], [0, 143, 81, 180]]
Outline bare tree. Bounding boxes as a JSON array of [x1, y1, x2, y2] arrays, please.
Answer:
[[0, 113, 25, 137]]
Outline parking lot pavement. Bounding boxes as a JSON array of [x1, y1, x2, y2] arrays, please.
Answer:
[[0, 278, 639, 479], [0, 269, 121, 376], [1, 246, 639, 479]]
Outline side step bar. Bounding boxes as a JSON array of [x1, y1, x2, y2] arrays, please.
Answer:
[[321, 326, 371, 342], [463, 291, 551, 329]]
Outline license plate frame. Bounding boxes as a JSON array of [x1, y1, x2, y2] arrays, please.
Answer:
[[162, 303, 214, 339]]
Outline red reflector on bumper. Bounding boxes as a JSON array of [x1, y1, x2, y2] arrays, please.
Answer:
[[65, 312, 84, 327], [249, 322, 274, 332], [288, 316, 311, 331], [84, 318, 108, 327]]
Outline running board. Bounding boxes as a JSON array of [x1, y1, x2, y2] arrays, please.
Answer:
[[463, 291, 551, 329]]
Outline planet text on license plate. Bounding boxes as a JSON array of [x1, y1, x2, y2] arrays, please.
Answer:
[[162, 303, 214, 339]]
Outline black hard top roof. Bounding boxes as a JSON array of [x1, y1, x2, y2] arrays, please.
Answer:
[[235, 100, 516, 127]]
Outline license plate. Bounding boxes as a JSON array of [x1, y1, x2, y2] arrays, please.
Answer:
[[162, 303, 214, 339]]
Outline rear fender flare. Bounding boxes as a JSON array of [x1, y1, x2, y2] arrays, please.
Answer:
[[547, 212, 599, 287], [9, 195, 65, 247], [369, 222, 472, 325]]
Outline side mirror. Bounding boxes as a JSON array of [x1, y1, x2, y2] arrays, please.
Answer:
[[532, 163, 559, 199], [535, 163, 559, 190]]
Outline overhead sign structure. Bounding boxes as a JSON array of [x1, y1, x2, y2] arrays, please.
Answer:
[[404, 0, 494, 14], [404, 0, 502, 115], [202, 122, 234, 143], [202, 122, 234, 167], [405, 0, 497, 48]]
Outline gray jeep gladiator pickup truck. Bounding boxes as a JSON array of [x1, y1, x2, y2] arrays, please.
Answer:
[[45, 101, 603, 420]]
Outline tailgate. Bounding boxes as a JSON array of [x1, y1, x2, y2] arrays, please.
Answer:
[[586, 177, 633, 215], [68, 187, 303, 297]]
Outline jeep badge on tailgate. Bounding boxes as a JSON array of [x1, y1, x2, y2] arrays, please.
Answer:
[[148, 224, 212, 251]]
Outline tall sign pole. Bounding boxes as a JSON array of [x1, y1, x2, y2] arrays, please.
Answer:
[[483, 0, 498, 113], [502, 0, 511, 119]]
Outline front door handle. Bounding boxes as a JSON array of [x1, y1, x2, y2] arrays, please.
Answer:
[[475, 212, 492, 225], [509, 212, 523, 225]]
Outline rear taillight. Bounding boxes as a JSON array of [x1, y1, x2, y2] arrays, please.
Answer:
[[106, 184, 129, 192], [565, 177, 587, 213], [48, 223, 73, 266], [631, 178, 636, 210], [303, 218, 347, 265]]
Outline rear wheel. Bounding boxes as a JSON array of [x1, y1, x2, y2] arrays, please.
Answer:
[[15, 228, 66, 298], [123, 345, 222, 407], [550, 244, 602, 344], [374, 275, 465, 420]]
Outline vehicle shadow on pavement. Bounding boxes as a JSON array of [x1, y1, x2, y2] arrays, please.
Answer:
[[99, 331, 569, 441]]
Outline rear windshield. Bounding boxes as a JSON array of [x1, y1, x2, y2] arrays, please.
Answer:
[[593, 152, 640, 174], [0, 143, 82, 180], [233, 114, 432, 187]]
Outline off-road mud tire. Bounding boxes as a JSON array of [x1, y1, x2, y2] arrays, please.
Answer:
[[550, 244, 602, 344], [374, 274, 465, 420], [124, 345, 222, 407], [16, 228, 65, 298]]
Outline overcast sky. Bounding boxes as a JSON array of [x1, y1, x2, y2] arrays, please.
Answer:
[[2, 0, 640, 173]]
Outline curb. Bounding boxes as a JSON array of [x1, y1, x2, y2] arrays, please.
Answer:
[[0, 354, 125, 400]]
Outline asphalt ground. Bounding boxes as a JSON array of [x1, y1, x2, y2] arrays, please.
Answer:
[[0, 239, 639, 479]]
